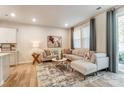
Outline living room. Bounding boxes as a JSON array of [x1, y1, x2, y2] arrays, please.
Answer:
[[0, 2, 124, 90]]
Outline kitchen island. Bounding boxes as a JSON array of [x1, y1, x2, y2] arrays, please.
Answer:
[[0, 53, 10, 86]]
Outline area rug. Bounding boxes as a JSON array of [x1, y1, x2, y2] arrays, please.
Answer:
[[36, 62, 124, 87]]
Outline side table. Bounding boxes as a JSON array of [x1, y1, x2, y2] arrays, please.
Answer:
[[32, 53, 40, 65]]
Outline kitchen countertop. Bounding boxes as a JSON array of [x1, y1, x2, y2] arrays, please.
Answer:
[[0, 51, 17, 53], [0, 53, 10, 56]]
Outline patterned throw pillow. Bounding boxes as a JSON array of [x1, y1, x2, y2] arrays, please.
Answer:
[[72, 49, 79, 55], [63, 49, 72, 54], [44, 49, 51, 56], [89, 51, 96, 64], [83, 51, 96, 64], [83, 50, 91, 62], [66, 49, 72, 54], [42, 51, 47, 57], [53, 49, 59, 55]]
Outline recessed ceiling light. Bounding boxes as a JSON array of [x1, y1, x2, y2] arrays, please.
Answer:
[[65, 24, 68, 27], [10, 13, 16, 17], [32, 18, 36, 22]]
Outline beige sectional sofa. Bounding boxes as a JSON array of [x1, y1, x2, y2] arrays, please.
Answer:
[[63, 49, 109, 79], [39, 48, 109, 79]]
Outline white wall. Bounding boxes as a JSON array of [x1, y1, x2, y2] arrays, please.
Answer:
[[95, 12, 106, 52], [0, 21, 70, 63]]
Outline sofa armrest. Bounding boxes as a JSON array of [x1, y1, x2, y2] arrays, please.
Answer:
[[96, 57, 109, 71]]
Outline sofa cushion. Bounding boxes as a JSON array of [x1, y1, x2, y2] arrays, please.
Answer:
[[64, 54, 83, 60], [71, 60, 97, 75], [72, 49, 79, 55], [72, 48, 89, 57], [62, 48, 72, 54]]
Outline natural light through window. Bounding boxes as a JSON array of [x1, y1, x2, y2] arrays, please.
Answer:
[[73, 22, 90, 49]]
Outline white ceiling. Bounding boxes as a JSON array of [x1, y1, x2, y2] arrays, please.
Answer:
[[0, 5, 113, 28]]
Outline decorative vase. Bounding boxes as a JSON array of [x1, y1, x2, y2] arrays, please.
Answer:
[[61, 50, 63, 59], [56, 55, 59, 60]]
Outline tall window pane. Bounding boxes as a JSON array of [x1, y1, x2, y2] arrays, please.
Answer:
[[73, 22, 90, 49], [81, 25, 90, 48], [73, 27, 81, 48]]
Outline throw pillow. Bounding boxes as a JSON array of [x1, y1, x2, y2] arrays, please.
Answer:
[[83, 50, 90, 62], [53, 49, 59, 55], [89, 51, 96, 64], [64, 49, 72, 54], [42, 51, 47, 57], [66, 49, 72, 54], [84, 51, 96, 64], [44, 49, 51, 56]]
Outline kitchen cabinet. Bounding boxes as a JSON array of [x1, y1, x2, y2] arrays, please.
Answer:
[[0, 53, 10, 86], [0, 28, 17, 43], [10, 52, 18, 66]]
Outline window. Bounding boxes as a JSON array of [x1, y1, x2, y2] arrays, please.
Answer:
[[81, 25, 90, 48], [73, 27, 81, 48], [73, 22, 90, 49]]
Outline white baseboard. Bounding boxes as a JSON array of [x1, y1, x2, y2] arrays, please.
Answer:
[[0, 80, 4, 86], [18, 60, 32, 64]]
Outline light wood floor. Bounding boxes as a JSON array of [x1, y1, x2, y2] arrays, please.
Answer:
[[2, 63, 124, 87], [3, 63, 37, 87]]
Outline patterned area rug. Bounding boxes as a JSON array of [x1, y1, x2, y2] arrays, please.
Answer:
[[36, 62, 124, 87]]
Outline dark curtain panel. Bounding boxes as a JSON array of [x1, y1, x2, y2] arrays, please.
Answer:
[[71, 27, 74, 49], [106, 9, 117, 72], [90, 18, 96, 51]]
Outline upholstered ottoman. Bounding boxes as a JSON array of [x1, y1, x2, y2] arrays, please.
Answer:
[[71, 60, 97, 79]]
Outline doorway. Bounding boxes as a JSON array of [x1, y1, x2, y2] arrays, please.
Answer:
[[117, 14, 124, 72]]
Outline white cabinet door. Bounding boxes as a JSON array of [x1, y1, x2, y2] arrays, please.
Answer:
[[0, 54, 10, 84], [5, 54, 10, 79], [0, 28, 17, 43], [0, 54, 10, 86], [2, 55, 10, 81], [0, 57, 2, 86], [10, 53, 17, 66], [2, 56, 6, 81]]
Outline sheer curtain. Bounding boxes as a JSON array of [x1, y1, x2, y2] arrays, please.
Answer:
[[73, 27, 81, 48], [73, 22, 90, 49], [81, 25, 90, 48]]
